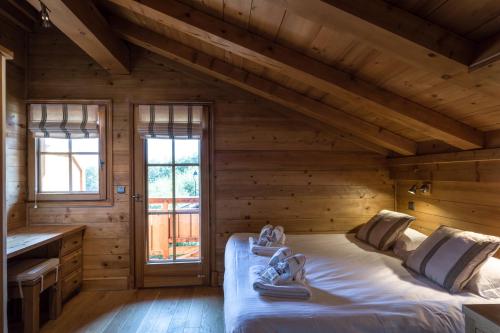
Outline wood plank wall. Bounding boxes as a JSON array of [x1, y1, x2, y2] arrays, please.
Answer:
[[27, 27, 394, 289], [391, 162, 500, 257], [213, 107, 394, 282], [1, 19, 27, 231]]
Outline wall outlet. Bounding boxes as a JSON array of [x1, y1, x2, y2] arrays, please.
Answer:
[[116, 185, 126, 194], [408, 201, 415, 210]]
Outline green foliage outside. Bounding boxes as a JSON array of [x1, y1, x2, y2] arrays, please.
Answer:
[[148, 164, 199, 198], [85, 167, 98, 192]]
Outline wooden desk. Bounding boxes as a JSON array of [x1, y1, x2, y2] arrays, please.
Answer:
[[7, 225, 85, 259], [7, 225, 86, 302]]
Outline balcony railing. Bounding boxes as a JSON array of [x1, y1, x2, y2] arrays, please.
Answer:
[[147, 197, 200, 261]]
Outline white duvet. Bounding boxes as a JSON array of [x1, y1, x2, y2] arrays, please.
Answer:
[[224, 233, 496, 333]]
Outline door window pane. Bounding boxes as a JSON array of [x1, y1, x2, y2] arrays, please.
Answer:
[[147, 139, 172, 164], [175, 213, 200, 260], [175, 166, 199, 211], [175, 139, 199, 164], [148, 214, 174, 261], [71, 155, 99, 192], [147, 166, 173, 212], [39, 138, 69, 152], [40, 155, 70, 192], [72, 138, 99, 152]]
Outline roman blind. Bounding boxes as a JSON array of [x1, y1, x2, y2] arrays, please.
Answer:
[[28, 104, 100, 138], [136, 104, 204, 138]]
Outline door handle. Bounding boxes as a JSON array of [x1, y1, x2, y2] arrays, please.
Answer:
[[132, 194, 142, 201]]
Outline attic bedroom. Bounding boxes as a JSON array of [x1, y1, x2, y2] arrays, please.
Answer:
[[0, 0, 499, 332]]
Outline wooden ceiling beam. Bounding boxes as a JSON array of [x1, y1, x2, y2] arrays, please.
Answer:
[[106, 0, 483, 150], [266, 0, 475, 76], [267, 0, 500, 99], [143, 52, 390, 156], [388, 148, 500, 166], [470, 33, 500, 71], [27, 0, 129, 74], [111, 17, 416, 155]]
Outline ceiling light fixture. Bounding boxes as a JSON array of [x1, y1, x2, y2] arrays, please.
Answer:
[[39, 1, 51, 28]]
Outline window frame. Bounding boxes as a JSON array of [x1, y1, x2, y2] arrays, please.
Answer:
[[27, 99, 113, 207]]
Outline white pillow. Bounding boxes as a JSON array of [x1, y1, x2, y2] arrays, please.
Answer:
[[393, 228, 427, 260], [356, 210, 415, 250], [465, 257, 500, 299], [404, 226, 500, 293]]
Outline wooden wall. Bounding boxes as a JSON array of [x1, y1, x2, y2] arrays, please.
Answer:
[[391, 161, 500, 257], [213, 107, 394, 282], [27, 27, 394, 289], [1, 19, 27, 231]]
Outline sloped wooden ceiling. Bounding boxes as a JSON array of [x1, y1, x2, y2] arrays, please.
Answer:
[[22, 0, 500, 156], [385, 0, 500, 41]]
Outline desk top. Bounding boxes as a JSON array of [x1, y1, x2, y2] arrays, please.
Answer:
[[7, 225, 86, 259]]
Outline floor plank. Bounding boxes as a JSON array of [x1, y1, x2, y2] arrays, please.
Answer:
[[40, 287, 224, 333]]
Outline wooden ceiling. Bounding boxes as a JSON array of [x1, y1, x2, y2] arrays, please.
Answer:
[[13, 0, 500, 155], [386, 0, 500, 41]]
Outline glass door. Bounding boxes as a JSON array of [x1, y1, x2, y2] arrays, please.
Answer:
[[133, 105, 209, 288]]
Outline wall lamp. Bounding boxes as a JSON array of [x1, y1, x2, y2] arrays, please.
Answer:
[[39, 1, 51, 28], [408, 182, 432, 195]]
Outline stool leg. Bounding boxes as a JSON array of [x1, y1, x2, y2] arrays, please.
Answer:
[[23, 283, 41, 333], [48, 277, 62, 319]]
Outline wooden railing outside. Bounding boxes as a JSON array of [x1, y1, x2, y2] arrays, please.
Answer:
[[148, 197, 200, 260]]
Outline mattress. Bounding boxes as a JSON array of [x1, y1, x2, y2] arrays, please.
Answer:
[[224, 233, 496, 333]]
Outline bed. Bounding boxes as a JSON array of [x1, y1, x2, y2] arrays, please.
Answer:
[[224, 233, 497, 333]]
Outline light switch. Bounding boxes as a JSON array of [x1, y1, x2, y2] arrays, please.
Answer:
[[116, 185, 126, 194], [408, 201, 415, 210]]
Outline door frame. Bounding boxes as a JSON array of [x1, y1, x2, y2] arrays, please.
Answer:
[[130, 101, 213, 288], [0, 45, 13, 333]]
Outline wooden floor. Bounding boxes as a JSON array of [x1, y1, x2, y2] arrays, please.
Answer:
[[40, 287, 224, 333]]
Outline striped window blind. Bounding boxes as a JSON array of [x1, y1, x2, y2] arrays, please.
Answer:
[[136, 104, 204, 138], [28, 103, 100, 138]]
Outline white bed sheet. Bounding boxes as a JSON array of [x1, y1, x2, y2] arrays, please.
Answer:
[[224, 233, 496, 333]]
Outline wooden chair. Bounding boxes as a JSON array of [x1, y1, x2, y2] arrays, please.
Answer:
[[8, 258, 62, 333]]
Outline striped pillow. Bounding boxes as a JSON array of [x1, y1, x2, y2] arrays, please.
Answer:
[[405, 226, 500, 293], [356, 210, 415, 251]]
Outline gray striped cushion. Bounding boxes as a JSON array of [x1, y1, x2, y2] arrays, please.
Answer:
[[356, 210, 415, 251], [405, 226, 500, 293]]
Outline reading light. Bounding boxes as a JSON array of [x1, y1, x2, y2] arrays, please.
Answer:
[[40, 1, 51, 28], [408, 184, 417, 195]]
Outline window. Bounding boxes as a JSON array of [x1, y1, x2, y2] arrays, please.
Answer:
[[27, 101, 112, 205], [38, 138, 100, 193]]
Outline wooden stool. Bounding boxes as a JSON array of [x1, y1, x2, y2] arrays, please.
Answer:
[[8, 258, 62, 333]]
